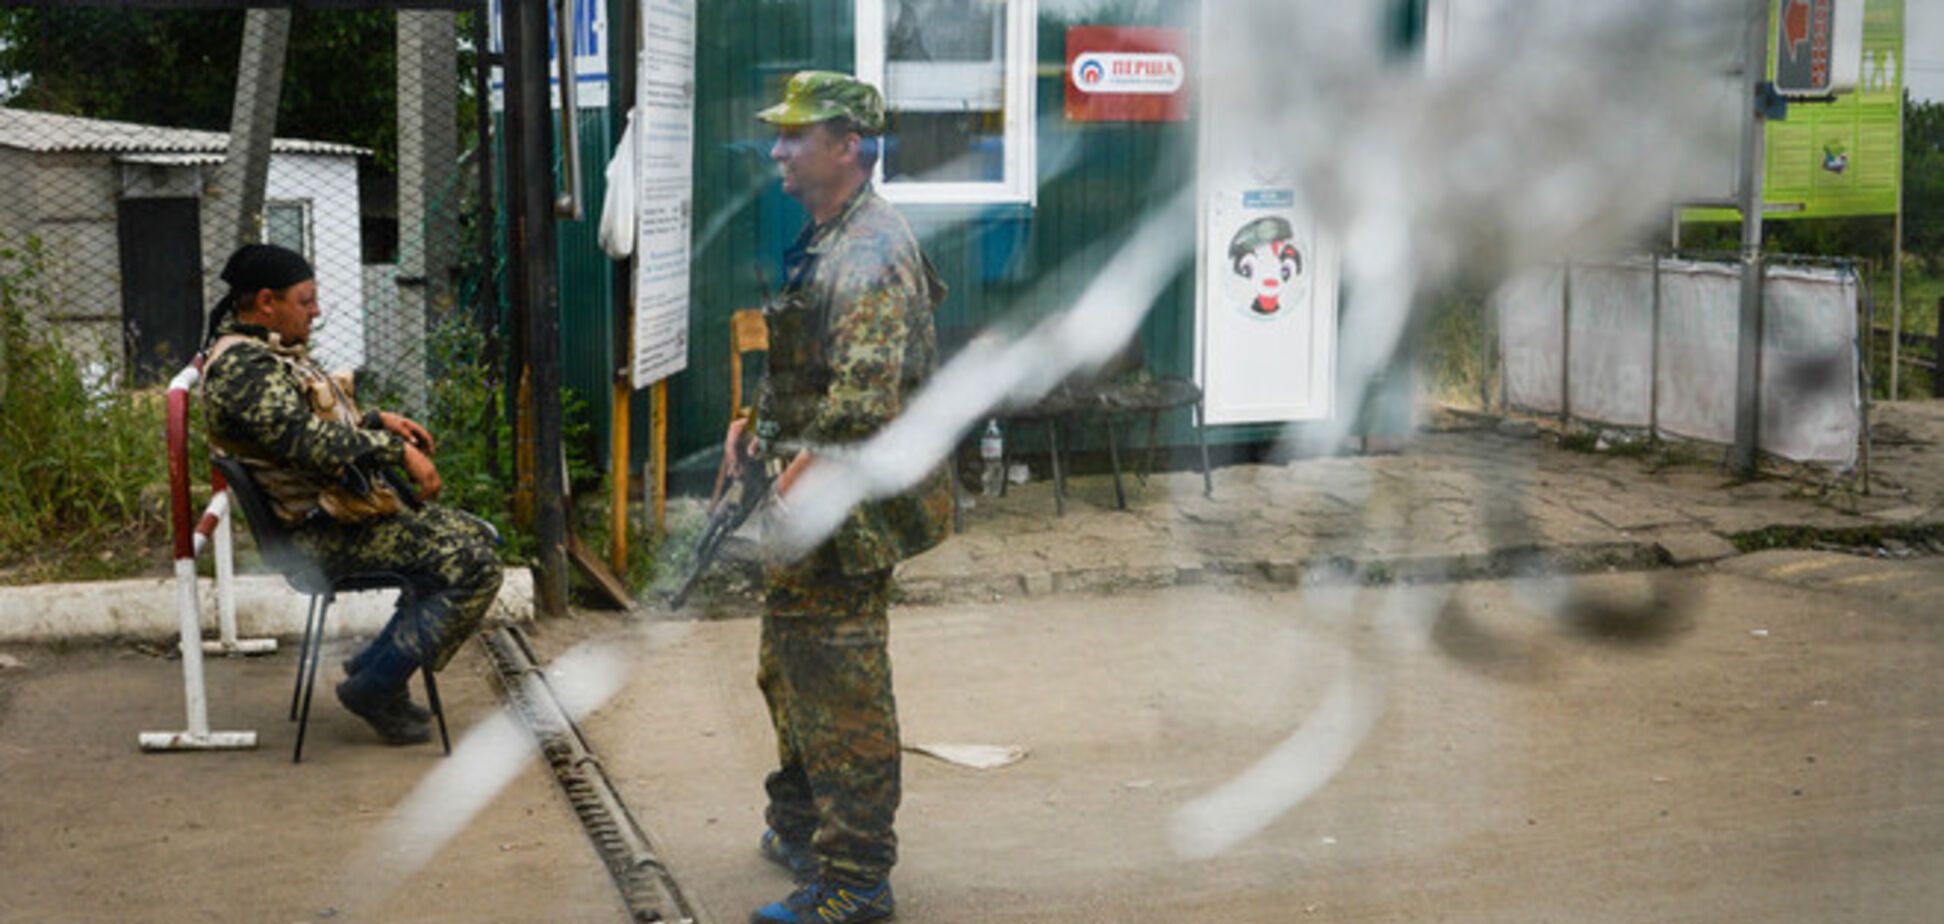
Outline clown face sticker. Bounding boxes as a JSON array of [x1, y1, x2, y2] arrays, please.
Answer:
[[1228, 216, 1304, 319], [1223, 215, 1305, 320]]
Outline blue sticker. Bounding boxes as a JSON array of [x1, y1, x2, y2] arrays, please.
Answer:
[[1242, 189, 1294, 210]]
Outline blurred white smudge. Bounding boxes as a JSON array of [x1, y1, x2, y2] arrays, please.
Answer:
[[335, 639, 637, 913], [755, 0, 1741, 863], [1171, 584, 1444, 858], [765, 0, 1739, 561], [1171, 663, 1387, 860]]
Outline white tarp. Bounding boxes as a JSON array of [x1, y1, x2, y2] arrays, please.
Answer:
[[1498, 258, 1859, 466]]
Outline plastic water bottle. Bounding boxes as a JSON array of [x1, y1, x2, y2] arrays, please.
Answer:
[[979, 419, 1004, 497]]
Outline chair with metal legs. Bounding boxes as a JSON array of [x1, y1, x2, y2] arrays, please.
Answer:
[[211, 456, 450, 763], [1090, 374, 1214, 509]]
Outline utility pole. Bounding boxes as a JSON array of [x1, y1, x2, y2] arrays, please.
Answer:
[[202, 9, 290, 301], [502, 0, 569, 618], [1732, 0, 1771, 477], [388, 9, 459, 419], [1889, 82, 1906, 400]]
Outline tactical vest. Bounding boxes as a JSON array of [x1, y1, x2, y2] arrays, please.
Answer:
[[755, 187, 955, 575], [205, 334, 404, 526]]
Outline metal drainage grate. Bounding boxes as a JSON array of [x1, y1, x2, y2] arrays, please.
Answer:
[[481, 625, 705, 924]]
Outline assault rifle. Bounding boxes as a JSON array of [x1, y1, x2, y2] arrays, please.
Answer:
[[668, 444, 790, 609]]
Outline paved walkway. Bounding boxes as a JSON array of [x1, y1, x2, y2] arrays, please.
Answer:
[[878, 402, 1944, 606]]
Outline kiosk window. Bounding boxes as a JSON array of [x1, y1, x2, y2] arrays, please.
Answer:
[[857, 0, 1036, 205]]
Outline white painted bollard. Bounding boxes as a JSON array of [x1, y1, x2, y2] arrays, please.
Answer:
[[141, 361, 262, 753]]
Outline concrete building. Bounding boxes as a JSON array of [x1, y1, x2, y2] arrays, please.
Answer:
[[0, 107, 367, 383]]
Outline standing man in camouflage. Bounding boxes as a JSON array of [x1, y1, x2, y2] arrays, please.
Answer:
[[201, 243, 502, 746], [728, 71, 954, 924]]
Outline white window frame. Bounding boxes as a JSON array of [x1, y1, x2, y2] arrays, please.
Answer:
[[855, 0, 1037, 206], [262, 199, 314, 260]]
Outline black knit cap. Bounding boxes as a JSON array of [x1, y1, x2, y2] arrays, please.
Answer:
[[205, 243, 314, 347], [220, 242, 314, 294]]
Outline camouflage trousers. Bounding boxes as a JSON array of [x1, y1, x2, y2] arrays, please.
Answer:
[[760, 552, 900, 886], [292, 504, 503, 671]]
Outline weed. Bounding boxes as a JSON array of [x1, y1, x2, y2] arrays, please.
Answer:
[[0, 235, 174, 580]]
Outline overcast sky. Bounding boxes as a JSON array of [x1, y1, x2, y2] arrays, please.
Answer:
[[1909, 0, 1942, 102], [1430, 0, 1941, 103]]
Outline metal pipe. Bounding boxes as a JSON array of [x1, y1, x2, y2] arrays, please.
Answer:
[[1650, 252, 1661, 440], [1560, 260, 1572, 425], [212, 490, 238, 646], [552, 0, 582, 220], [1890, 84, 1907, 399], [1731, 0, 1770, 476]]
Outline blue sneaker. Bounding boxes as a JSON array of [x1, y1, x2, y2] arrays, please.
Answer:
[[760, 829, 816, 880], [748, 879, 893, 924]]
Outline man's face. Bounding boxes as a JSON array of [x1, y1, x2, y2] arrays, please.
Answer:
[[769, 122, 855, 202], [252, 279, 320, 345]]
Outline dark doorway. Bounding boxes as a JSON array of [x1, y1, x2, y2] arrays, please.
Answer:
[[117, 197, 205, 386]]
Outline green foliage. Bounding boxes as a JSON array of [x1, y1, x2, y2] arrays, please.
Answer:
[[0, 8, 242, 131], [421, 304, 530, 563], [1419, 286, 1495, 409], [420, 303, 601, 568], [0, 237, 175, 578], [1905, 96, 1944, 272], [0, 7, 448, 173]]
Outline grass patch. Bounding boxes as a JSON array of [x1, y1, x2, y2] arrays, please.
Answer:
[[1731, 522, 1944, 554], [0, 236, 177, 583]]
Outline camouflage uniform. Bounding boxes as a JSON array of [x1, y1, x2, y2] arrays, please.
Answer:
[[201, 317, 501, 671], [752, 113, 955, 883]]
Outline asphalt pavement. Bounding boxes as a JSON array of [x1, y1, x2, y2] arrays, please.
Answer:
[[3, 402, 1942, 923]]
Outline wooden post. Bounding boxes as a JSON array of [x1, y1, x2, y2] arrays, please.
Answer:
[[607, 0, 638, 578], [610, 377, 629, 575], [503, 0, 569, 617], [652, 380, 668, 534]]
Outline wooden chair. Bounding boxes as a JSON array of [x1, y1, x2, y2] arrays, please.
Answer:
[[728, 308, 768, 420], [212, 456, 451, 763]]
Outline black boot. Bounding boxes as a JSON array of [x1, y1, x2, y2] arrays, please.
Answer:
[[342, 622, 432, 724], [334, 642, 431, 745]]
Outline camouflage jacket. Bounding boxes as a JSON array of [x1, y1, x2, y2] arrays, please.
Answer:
[[757, 182, 954, 576], [201, 318, 407, 525]]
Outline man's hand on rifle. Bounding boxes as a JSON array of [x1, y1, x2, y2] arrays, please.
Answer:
[[723, 414, 755, 477], [775, 449, 813, 502]]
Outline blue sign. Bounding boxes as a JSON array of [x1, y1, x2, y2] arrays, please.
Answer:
[[1242, 189, 1295, 210], [488, 0, 611, 109]]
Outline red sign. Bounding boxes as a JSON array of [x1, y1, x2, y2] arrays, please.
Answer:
[[1775, 0, 1835, 96], [1065, 26, 1189, 123]]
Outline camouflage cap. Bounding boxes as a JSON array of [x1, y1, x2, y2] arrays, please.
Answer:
[[757, 70, 886, 135], [1227, 216, 1298, 260]]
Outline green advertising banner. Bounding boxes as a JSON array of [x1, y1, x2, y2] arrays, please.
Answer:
[[1688, 0, 1903, 222]]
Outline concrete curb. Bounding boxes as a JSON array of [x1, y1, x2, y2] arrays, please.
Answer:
[[0, 568, 534, 644], [893, 540, 1669, 606]]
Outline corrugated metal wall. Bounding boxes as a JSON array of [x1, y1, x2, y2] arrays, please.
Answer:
[[546, 0, 1427, 480], [639, 0, 1213, 480]]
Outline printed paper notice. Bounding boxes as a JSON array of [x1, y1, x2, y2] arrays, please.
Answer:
[[632, 0, 696, 388]]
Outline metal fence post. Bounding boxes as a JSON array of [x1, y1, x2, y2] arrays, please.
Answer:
[[1649, 252, 1661, 440], [1560, 259, 1573, 426], [1935, 296, 1943, 399]]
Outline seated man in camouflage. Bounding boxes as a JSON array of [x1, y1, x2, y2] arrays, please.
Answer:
[[200, 243, 502, 745]]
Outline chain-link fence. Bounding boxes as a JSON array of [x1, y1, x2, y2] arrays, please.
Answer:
[[0, 4, 494, 415]]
